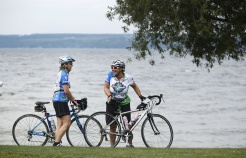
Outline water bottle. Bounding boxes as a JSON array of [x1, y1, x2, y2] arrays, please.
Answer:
[[123, 116, 129, 130], [129, 113, 140, 127], [50, 118, 56, 132]]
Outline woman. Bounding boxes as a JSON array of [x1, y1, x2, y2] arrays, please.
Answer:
[[104, 60, 145, 147], [52, 56, 78, 146]]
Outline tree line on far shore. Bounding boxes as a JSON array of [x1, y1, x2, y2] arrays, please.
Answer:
[[0, 34, 133, 48]]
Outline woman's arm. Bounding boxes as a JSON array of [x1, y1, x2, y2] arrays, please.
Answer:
[[131, 82, 142, 97], [104, 82, 111, 98], [131, 82, 145, 101], [63, 84, 75, 101]]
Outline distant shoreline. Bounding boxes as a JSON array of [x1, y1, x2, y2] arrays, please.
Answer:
[[0, 34, 133, 48]]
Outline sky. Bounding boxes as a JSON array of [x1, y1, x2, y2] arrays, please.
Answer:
[[0, 0, 133, 35]]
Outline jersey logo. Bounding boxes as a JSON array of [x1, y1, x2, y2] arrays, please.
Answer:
[[112, 82, 126, 93]]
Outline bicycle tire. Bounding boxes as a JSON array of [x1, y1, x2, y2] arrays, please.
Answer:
[[141, 114, 173, 148], [12, 114, 49, 146], [66, 115, 90, 147], [84, 111, 121, 147]]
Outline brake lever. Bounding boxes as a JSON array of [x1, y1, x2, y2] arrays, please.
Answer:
[[160, 94, 165, 103]]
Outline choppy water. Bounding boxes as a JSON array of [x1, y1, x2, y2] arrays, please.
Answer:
[[0, 48, 245, 148]]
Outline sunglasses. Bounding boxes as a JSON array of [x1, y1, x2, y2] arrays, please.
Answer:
[[68, 62, 73, 66], [111, 66, 119, 70]]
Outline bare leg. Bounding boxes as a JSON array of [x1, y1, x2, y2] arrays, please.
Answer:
[[55, 115, 71, 143], [110, 124, 117, 146], [128, 138, 132, 145]]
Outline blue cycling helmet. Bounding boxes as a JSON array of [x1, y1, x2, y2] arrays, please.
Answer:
[[59, 56, 75, 65]]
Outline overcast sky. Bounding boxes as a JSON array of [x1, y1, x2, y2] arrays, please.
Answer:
[[0, 0, 133, 35]]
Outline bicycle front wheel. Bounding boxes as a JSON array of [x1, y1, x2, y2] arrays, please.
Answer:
[[66, 115, 90, 147], [12, 114, 49, 146], [84, 112, 121, 147], [141, 114, 173, 148]]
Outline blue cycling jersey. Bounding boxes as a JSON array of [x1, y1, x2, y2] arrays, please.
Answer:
[[52, 70, 70, 102]]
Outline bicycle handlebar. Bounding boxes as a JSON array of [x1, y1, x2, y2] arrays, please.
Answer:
[[71, 98, 87, 113], [147, 94, 163, 105]]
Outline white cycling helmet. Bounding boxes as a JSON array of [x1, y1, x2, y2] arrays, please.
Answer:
[[59, 56, 75, 65], [111, 60, 125, 72], [111, 60, 125, 68]]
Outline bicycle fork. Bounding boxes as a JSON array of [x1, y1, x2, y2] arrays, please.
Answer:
[[147, 113, 160, 135]]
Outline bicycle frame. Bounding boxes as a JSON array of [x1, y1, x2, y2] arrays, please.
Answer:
[[28, 113, 56, 137], [105, 97, 159, 137], [29, 104, 84, 138], [13, 98, 90, 147], [84, 94, 173, 148], [120, 109, 147, 131], [70, 105, 85, 134]]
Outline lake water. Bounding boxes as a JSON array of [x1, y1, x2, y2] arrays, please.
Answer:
[[0, 48, 245, 148]]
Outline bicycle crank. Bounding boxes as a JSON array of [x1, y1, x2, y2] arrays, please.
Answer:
[[122, 130, 133, 142]]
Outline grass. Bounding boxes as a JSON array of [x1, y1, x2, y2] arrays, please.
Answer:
[[0, 145, 246, 158]]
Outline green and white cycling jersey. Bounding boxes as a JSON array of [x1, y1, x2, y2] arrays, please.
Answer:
[[105, 71, 134, 105]]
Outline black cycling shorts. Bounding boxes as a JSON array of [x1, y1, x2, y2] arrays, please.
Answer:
[[53, 102, 70, 118], [106, 100, 131, 125]]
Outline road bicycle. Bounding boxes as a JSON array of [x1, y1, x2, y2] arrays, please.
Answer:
[[84, 94, 173, 148], [12, 98, 90, 146]]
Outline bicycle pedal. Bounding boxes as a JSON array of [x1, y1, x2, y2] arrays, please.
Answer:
[[48, 138, 55, 143], [121, 137, 126, 143]]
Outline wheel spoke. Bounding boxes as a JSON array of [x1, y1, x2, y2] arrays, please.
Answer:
[[84, 112, 121, 147], [141, 114, 173, 148], [66, 115, 90, 147], [12, 114, 48, 146]]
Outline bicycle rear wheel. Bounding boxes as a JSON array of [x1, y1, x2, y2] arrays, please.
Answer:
[[84, 112, 121, 147], [141, 114, 173, 148], [66, 115, 90, 147], [12, 114, 49, 146]]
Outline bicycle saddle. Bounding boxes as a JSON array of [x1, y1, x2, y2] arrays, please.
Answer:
[[35, 101, 50, 106], [136, 103, 147, 110]]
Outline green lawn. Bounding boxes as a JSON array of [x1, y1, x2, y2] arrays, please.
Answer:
[[0, 145, 245, 158]]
